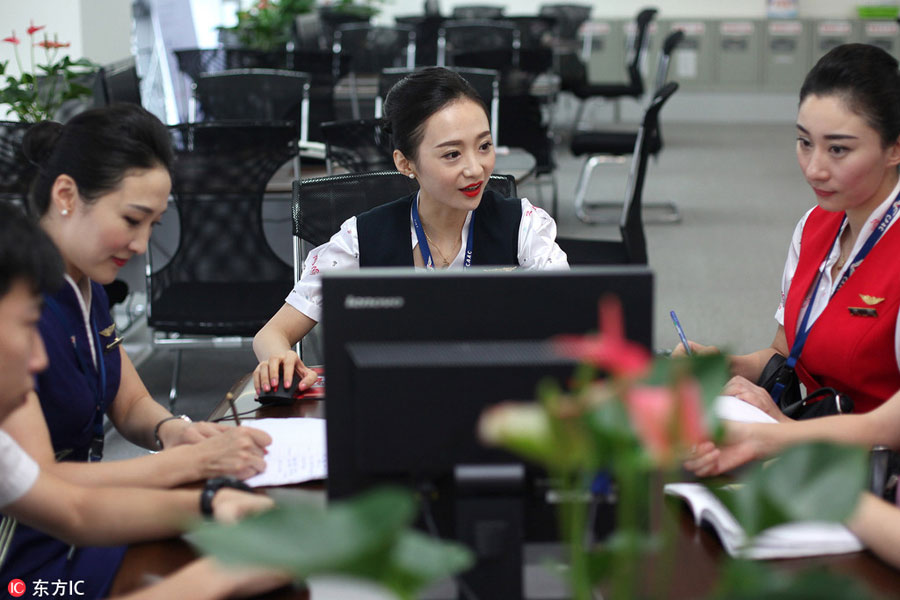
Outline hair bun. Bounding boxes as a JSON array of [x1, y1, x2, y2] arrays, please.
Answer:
[[21, 121, 64, 168]]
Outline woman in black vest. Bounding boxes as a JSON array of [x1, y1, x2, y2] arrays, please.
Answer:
[[252, 66, 568, 396]]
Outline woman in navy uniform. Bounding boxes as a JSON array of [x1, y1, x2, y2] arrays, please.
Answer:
[[0, 104, 271, 596], [252, 67, 568, 397]]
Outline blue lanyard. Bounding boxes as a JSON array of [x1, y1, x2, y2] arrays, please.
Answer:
[[411, 194, 475, 269], [771, 193, 900, 403], [44, 294, 107, 461]]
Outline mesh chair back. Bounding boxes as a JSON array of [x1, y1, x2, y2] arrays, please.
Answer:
[[320, 118, 395, 174], [194, 69, 311, 138], [293, 171, 516, 248], [334, 24, 415, 75], [624, 8, 658, 92], [538, 3, 592, 42], [175, 48, 347, 85], [294, 12, 325, 50], [654, 30, 685, 93], [451, 5, 505, 19], [378, 66, 500, 143], [437, 20, 520, 69], [317, 6, 372, 52], [175, 49, 345, 141], [0, 122, 35, 203], [148, 122, 298, 336], [96, 57, 142, 106]]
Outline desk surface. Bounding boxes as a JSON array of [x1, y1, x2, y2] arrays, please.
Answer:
[[111, 375, 900, 599]]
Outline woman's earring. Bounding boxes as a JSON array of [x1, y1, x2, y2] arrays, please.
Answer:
[[60, 209, 69, 217], [408, 173, 415, 179]]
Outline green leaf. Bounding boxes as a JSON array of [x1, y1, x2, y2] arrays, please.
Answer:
[[377, 531, 474, 598], [191, 487, 471, 599], [192, 487, 415, 573], [715, 442, 868, 537], [709, 559, 879, 600]]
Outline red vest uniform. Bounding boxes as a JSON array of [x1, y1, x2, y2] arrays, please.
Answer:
[[783, 207, 900, 413]]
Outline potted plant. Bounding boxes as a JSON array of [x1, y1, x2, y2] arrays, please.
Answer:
[[0, 21, 96, 123]]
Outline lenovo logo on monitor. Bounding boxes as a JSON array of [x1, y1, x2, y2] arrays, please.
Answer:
[[343, 295, 405, 310]]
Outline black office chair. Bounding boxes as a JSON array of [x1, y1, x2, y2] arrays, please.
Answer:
[[556, 81, 679, 265], [317, 5, 372, 53], [148, 122, 298, 407], [538, 3, 592, 90], [95, 57, 142, 106], [451, 5, 505, 19], [571, 7, 657, 127], [569, 29, 684, 224], [0, 121, 35, 206], [333, 24, 416, 119], [319, 118, 395, 175], [437, 20, 520, 69], [173, 48, 348, 141], [192, 68, 310, 131], [395, 14, 446, 67], [192, 68, 311, 177]]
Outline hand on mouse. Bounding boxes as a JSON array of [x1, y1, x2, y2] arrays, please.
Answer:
[[252, 350, 317, 397]]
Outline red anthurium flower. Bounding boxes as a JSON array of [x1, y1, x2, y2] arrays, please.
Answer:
[[27, 21, 45, 36], [625, 379, 708, 466], [36, 40, 70, 49], [553, 296, 651, 378], [3, 31, 20, 45]]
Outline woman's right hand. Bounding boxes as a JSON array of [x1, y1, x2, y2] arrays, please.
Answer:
[[194, 426, 273, 481], [683, 421, 766, 477], [671, 340, 720, 358], [252, 350, 318, 396]]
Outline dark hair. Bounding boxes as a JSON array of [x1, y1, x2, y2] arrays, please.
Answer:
[[22, 103, 174, 217], [0, 202, 64, 298], [382, 67, 489, 161], [800, 43, 900, 147]]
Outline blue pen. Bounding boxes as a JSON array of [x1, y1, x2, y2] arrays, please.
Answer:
[[669, 310, 692, 355]]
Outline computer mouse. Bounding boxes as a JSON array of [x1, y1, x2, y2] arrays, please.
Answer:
[[256, 375, 303, 406]]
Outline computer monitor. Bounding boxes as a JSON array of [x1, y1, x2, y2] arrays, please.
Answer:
[[322, 266, 654, 599]]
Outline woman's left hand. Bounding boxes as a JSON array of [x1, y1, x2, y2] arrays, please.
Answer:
[[723, 375, 793, 423], [159, 419, 230, 448]]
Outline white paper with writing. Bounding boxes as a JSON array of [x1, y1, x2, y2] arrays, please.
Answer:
[[243, 418, 327, 487]]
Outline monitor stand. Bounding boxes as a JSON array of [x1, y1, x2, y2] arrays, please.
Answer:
[[454, 464, 526, 600]]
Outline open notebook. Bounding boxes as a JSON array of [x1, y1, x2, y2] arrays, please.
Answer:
[[665, 395, 862, 559], [664, 482, 863, 559]]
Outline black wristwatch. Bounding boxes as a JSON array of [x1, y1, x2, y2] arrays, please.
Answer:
[[200, 476, 253, 518], [153, 414, 192, 450]]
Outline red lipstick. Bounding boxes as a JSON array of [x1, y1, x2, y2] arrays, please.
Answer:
[[112, 257, 128, 267], [813, 188, 835, 198], [460, 181, 483, 198]]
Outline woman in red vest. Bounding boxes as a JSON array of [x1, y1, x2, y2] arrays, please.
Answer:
[[678, 43, 900, 421]]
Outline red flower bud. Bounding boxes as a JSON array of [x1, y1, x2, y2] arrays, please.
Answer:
[[27, 21, 45, 36], [2, 31, 20, 45]]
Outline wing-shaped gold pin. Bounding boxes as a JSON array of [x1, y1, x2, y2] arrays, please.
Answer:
[[99, 324, 117, 337], [859, 294, 885, 306]]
